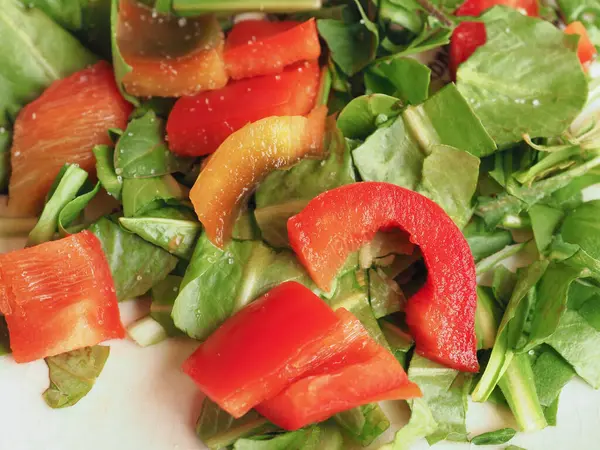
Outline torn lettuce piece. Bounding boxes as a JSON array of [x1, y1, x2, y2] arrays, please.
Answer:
[[528, 204, 564, 254], [58, 182, 101, 236], [457, 7, 588, 147], [533, 345, 576, 408], [379, 398, 438, 450], [90, 217, 178, 301], [233, 426, 322, 450], [121, 174, 187, 217], [407, 354, 470, 444], [114, 110, 192, 178], [43, 346, 110, 409], [119, 208, 201, 260], [463, 217, 513, 262], [94, 145, 123, 200], [365, 57, 431, 106], [334, 403, 390, 446], [196, 398, 275, 449], [368, 268, 405, 319], [172, 234, 311, 340]]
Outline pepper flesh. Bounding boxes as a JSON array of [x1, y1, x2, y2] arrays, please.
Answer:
[[287, 182, 479, 372], [565, 21, 597, 67], [189, 106, 327, 248]]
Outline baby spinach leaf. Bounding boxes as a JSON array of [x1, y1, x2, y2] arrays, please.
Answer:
[[94, 145, 123, 200], [457, 7, 588, 147], [150, 275, 184, 337], [196, 398, 274, 449], [561, 200, 600, 259], [27, 164, 89, 246], [255, 124, 356, 247], [43, 346, 110, 409], [334, 403, 390, 446], [337, 94, 402, 140], [548, 309, 600, 389], [172, 234, 311, 340], [0, 317, 11, 356], [90, 217, 178, 300], [114, 110, 192, 178], [379, 398, 438, 450], [119, 209, 201, 260], [471, 428, 516, 445], [122, 174, 187, 217], [407, 354, 470, 444], [317, 1, 379, 76], [233, 426, 321, 450], [533, 345, 575, 407], [365, 58, 431, 105], [463, 217, 513, 262], [403, 84, 496, 157]]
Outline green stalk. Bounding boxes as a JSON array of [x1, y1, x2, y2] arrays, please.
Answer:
[[172, 0, 321, 14], [475, 242, 528, 276], [498, 353, 548, 432]]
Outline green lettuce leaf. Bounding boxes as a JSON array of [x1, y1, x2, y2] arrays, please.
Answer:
[[90, 216, 178, 300], [150, 275, 184, 337], [463, 217, 513, 262], [368, 268, 405, 319], [114, 110, 192, 178], [233, 427, 321, 450], [334, 403, 390, 446], [337, 94, 402, 140], [533, 345, 576, 407], [94, 144, 123, 200], [379, 398, 438, 450], [407, 354, 470, 444], [528, 204, 564, 254], [43, 346, 110, 408], [457, 7, 588, 147], [365, 58, 431, 105], [172, 234, 311, 340], [122, 174, 187, 217]]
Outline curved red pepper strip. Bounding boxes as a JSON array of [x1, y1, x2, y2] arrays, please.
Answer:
[[287, 182, 479, 372]]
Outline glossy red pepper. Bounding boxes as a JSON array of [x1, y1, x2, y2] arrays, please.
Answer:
[[256, 310, 421, 430], [450, 0, 539, 79], [167, 60, 321, 157], [287, 182, 479, 372], [224, 19, 321, 80], [565, 21, 598, 67], [0, 231, 125, 363]]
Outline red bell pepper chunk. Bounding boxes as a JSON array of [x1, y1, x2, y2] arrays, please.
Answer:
[[256, 346, 421, 430], [287, 182, 479, 372], [167, 60, 321, 157], [7, 61, 132, 217], [565, 21, 598, 67], [182, 281, 340, 418], [449, 0, 538, 79], [0, 231, 125, 363], [224, 18, 321, 80]]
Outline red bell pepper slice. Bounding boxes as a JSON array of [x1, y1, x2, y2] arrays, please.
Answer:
[[256, 345, 421, 430], [565, 21, 598, 67], [182, 281, 340, 418], [224, 18, 321, 80], [117, 0, 228, 97], [449, 0, 538, 79], [0, 231, 125, 363], [287, 182, 479, 372], [7, 61, 132, 217], [167, 60, 321, 157]]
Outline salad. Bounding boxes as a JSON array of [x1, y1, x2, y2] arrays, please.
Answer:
[[1, 0, 600, 448]]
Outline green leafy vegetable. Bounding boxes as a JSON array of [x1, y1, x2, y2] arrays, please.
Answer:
[[457, 7, 588, 147], [127, 316, 169, 347], [90, 217, 178, 300], [122, 174, 187, 217], [476, 286, 501, 350], [379, 398, 438, 450], [149, 275, 183, 336], [407, 354, 470, 444], [94, 144, 123, 200], [337, 94, 402, 140], [369, 268, 405, 319], [557, 0, 600, 47], [114, 110, 192, 178], [334, 403, 390, 446], [365, 58, 431, 105], [533, 345, 575, 407], [43, 346, 110, 408], [58, 182, 101, 236], [463, 217, 513, 262], [172, 234, 310, 340], [471, 428, 516, 445], [233, 426, 321, 450], [528, 204, 564, 254], [27, 164, 89, 246], [119, 210, 201, 260], [196, 398, 274, 449]]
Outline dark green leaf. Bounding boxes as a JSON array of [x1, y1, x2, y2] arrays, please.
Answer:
[[463, 217, 513, 262], [122, 174, 186, 217], [172, 234, 310, 340], [407, 354, 470, 444], [548, 309, 600, 389], [471, 428, 516, 445], [533, 345, 575, 407], [58, 182, 101, 236], [543, 397, 559, 426], [196, 398, 274, 449], [27, 164, 89, 246], [43, 346, 109, 408], [457, 7, 588, 147], [119, 209, 201, 260], [337, 94, 402, 140], [90, 217, 178, 300], [334, 403, 390, 446], [561, 200, 600, 259], [529, 204, 564, 254], [94, 145, 123, 200], [233, 426, 321, 450], [115, 111, 192, 178], [150, 275, 184, 337], [366, 58, 431, 105]]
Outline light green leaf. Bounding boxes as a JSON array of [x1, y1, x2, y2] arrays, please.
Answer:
[[463, 217, 513, 262], [369, 268, 405, 319], [43, 346, 109, 408], [471, 428, 516, 445], [115, 110, 192, 178], [90, 217, 178, 301], [122, 174, 186, 217], [560, 200, 600, 259], [533, 345, 576, 407], [529, 204, 564, 254], [379, 398, 438, 450], [172, 234, 310, 340], [476, 286, 501, 350], [233, 426, 321, 450], [334, 403, 390, 446], [457, 7, 588, 147], [58, 182, 101, 236]]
